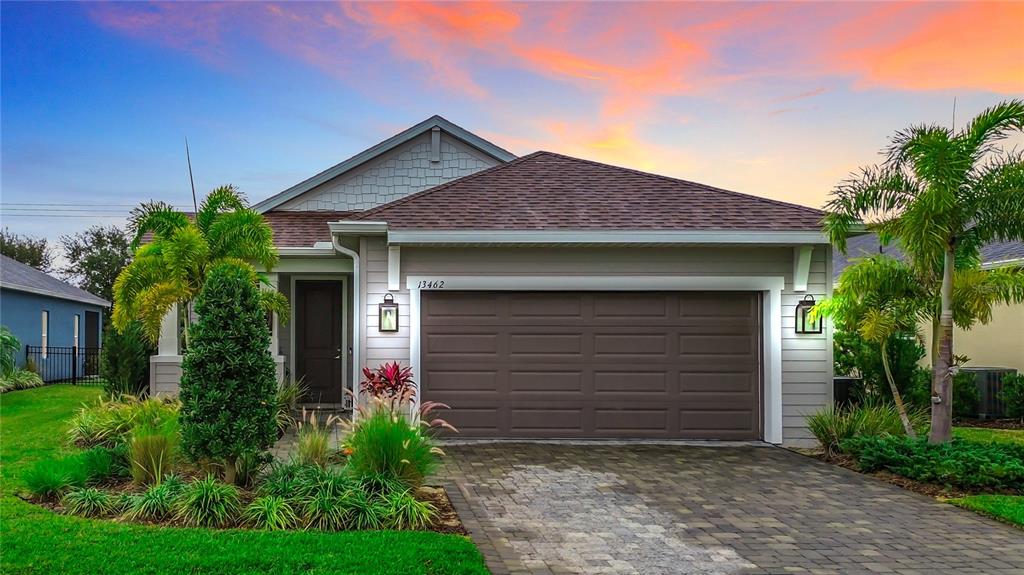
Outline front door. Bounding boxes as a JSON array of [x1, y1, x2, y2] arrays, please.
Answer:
[[295, 280, 344, 403]]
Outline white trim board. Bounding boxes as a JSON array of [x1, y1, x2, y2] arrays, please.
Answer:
[[404, 274, 785, 444], [289, 275, 349, 401]]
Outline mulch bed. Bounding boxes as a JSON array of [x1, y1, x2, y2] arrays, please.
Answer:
[[790, 447, 1018, 500], [954, 418, 1024, 430], [22, 483, 469, 535]]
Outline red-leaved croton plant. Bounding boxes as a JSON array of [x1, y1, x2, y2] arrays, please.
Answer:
[[359, 361, 415, 401]]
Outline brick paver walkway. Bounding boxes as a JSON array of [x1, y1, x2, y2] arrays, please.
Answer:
[[438, 443, 1024, 575]]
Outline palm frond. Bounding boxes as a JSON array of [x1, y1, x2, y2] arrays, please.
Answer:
[[259, 289, 291, 325], [112, 253, 171, 333], [206, 209, 278, 271], [129, 201, 191, 249], [135, 281, 192, 343], [966, 151, 1024, 245], [162, 225, 209, 288], [196, 185, 247, 236], [959, 98, 1024, 163], [822, 166, 919, 251]]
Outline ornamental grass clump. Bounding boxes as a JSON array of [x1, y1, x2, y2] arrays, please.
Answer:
[[380, 489, 436, 530], [62, 487, 118, 517], [294, 409, 339, 468], [807, 402, 928, 459], [24, 457, 88, 499], [122, 476, 185, 521], [66, 395, 180, 448], [129, 420, 179, 486], [173, 475, 241, 527], [243, 495, 299, 530], [342, 398, 454, 491]]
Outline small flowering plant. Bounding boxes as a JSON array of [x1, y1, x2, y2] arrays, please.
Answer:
[[359, 361, 415, 401]]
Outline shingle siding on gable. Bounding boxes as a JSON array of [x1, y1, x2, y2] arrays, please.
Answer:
[[276, 132, 502, 212]]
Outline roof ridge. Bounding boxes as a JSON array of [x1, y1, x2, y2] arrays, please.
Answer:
[[532, 150, 826, 216], [353, 152, 547, 221]]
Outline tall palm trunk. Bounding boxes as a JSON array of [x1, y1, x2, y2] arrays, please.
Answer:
[[929, 247, 955, 443], [880, 339, 916, 437]]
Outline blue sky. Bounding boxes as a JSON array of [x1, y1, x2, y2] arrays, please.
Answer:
[[2, 1, 1021, 243]]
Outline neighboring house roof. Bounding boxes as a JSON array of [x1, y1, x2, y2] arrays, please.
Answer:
[[351, 151, 826, 231], [253, 115, 517, 213], [833, 234, 1024, 280], [0, 255, 110, 307]]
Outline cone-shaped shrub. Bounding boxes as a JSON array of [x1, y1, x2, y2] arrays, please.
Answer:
[[179, 262, 277, 483]]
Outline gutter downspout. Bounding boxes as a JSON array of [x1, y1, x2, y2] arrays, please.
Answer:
[[332, 234, 360, 410]]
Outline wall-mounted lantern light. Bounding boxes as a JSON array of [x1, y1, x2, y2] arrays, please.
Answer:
[[794, 294, 823, 334], [379, 293, 399, 332]]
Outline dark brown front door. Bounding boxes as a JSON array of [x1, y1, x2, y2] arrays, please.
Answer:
[[420, 291, 763, 439], [295, 280, 344, 403]]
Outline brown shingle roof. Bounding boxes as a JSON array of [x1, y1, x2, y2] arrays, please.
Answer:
[[353, 151, 825, 231], [264, 211, 355, 247]]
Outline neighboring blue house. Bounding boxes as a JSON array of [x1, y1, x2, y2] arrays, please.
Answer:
[[0, 254, 110, 381]]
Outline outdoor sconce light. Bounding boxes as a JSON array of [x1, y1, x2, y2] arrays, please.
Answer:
[[794, 294, 823, 334], [379, 293, 399, 332]]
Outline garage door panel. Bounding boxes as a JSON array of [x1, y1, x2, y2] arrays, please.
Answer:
[[593, 371, 668, 394], [509, 371, 583, 393], [420, 291, 762, 439]]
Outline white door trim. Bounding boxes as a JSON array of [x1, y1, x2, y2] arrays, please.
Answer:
[[405, 275, 785, 444], [290, 275, 348, 402]]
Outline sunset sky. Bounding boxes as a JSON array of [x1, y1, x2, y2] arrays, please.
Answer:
[[2, 1, 1022, 240]]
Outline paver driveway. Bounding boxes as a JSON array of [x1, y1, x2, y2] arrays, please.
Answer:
[[438, 443, 1024, 575]]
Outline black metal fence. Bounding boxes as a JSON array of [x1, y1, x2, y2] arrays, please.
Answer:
[[24, 346, 102, 384]]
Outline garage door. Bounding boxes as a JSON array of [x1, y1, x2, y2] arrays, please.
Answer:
[[420, 291, 762, 439]]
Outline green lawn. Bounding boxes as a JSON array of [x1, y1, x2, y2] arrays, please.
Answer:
[[953, 426, 1024, 446], [1, 385, 489, 575], [952, 495, 1024, 528], [950, 426, 1023, 528]]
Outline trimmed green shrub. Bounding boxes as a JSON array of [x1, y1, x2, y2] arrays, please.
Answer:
[[807, 402, 928, 458], [179, 263, 277, 484], [173, 475, 241, 527], [343, 403, 441, 490], [62, 487, 117, 517], [243, 495, 298, 530], [833, 330, 925, 403], [100, 321, 154, 397], [906, 368, 980, 417], [841, 435, 1024, 490], [380, 489, 436, 530], [999, 373, 1024, 419], [24, 458, 88, 498]]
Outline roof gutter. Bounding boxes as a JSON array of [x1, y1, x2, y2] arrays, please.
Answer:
[[385, 229, 832, 245]]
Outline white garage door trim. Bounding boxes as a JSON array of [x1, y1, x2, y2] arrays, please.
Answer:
[[406, 275, 785, 444]]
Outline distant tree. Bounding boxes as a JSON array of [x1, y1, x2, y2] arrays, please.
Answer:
[[59, 225, 132, 303], [0, 228, 52, 271]]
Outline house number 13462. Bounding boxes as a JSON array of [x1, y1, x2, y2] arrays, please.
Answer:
[[417, 280, 445, 289]]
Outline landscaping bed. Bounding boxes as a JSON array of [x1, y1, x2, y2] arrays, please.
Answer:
[[1, 386, 487, 575]]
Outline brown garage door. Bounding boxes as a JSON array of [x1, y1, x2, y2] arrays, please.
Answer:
[[420, 291, 762, 439]]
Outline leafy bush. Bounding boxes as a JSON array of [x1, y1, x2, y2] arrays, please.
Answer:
[[62, 487, 118, 517], [380, 489, 436, 530], [841, 435, 1024, 490], [274, 377, 307, 434], [66, 395, 179, 448], [173, 475, 241, 527], [243, 495, 298, 530], [360, 362, 415, 401], [999, 373, 1024, 419], [0, 369, 44, 393], [24, 458, 88, 498], [807, 402, 928, 458], [905, 368, 980, 418], [122, 478, 184, 521], [129, 420, 179, 486], [833, 330, 924, 403], [0, 325, 18, 376], [295, 410, 338, 468], [179, 262, 277, 484], [99, 321, 154, 397]]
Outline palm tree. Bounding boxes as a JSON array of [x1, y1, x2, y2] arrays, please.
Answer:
[[112, 185, 289, 345], [824, 99, 1024, 442]]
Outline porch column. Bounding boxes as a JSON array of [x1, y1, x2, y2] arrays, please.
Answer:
[[150, 304, 183, 397], [265, 273, 285, 383]]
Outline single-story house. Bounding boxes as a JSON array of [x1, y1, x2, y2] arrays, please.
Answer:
[[0, 254, 109, 379], [151, 115, 833, 446], [834, 235, 1024, 372]]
